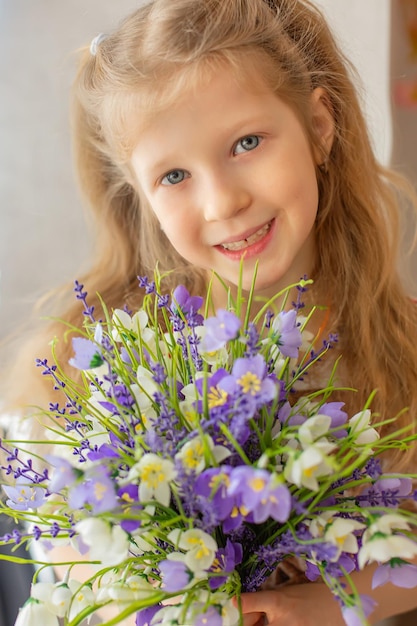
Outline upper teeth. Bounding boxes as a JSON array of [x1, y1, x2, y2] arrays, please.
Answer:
[[221, 222, 271, 251]]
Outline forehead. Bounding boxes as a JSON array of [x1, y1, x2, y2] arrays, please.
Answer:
[[111, 52, 281, 161]]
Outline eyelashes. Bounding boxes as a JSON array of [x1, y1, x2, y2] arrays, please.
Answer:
[[160, 134, 263, 186]]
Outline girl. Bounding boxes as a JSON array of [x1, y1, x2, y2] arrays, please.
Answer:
[[5, 0, 417, 624]]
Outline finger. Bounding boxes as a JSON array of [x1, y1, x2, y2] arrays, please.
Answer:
[[240, 591, 278, 614], [241, 612, 265, 626]]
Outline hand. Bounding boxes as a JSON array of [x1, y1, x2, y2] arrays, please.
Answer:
[[238, 583, 346, 626]]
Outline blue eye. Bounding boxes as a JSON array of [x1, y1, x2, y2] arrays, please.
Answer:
[[234, 135, 261, 155], [161, 170, 188, 185]]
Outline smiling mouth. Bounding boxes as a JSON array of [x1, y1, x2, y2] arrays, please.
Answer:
[[220, 221, 273, 251]]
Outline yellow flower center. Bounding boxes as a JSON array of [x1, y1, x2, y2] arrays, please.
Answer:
[[186, 536, 210, 560], [303, 464, 319, 478], [208, 387, 228, 408], [140, 463, 165, 488], [249, 477, 266, 492], [237, 372, 261, 395], [182, 443, 204, 469], [93, 482, 108, 501]]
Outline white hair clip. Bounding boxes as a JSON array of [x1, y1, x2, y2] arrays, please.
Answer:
[[90, 33, 108, 56]]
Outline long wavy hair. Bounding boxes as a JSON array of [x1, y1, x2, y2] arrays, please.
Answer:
[[5, 0, 417, 470]]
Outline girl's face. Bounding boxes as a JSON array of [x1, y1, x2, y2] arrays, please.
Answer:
[[131, 62, 334, 305]]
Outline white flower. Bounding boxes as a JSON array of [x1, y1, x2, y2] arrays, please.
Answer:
[[31, 582, 72, 618], [324, 517, 366, 557], [364, 513, 411, 537], [112, 309, 155, 347], [298, 414, 332, 447], [67, 579, 95, 622], [130, 453, 176, 506], [168, 528, 218, 573], [359, 535, 417, 569], [349, 409, 380, 449], [96, 575, 155, 604], [194, 326, 229, 366], [15, 600, 59, 626], [284, 441, 336, 491], [175, 435, 230, 474], [358, 514, 417, 569], [75, 518, 129, 566]]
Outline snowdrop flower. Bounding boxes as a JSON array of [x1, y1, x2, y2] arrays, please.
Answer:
[[67, 579, 95, 621], [298, 414, 332, 447], [15, 600, 59, 626], [75, 518, 129, 566], [31, 582, 72, 618], [358, 515, 417, 569], [96, 575, 155, 604], [349, 409, 379, 450], [168, 528, 218, 573], [131, 453, 176, 506], [112, 309, 155, 346]]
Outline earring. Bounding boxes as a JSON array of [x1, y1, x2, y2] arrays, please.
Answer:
[[319, 159, 329, 174]]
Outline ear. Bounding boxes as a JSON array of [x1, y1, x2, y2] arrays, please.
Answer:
[[310, 87, 335, 165]]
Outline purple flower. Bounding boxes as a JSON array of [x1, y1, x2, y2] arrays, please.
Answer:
[[209, 539, 243, 589], [342, 594, 377, 626], [69, 337, 103, 370], [373, 560, 417, 589], [202, 310, 241, 351], [194, 467, 235, 521], [227, 466, 291, 523], [219, 354, 276, 405], [68, 467, 117, 513], [159, 559, 191, 592], [271, 309, 302, 358], [195, 606, 222, 626], [46, 455, 78, 493], [136, 605, 162, 626], [118, 484, 142, 532], [3, 477, 47, 511], [320, 402, 348, 438], [172, 285, 203, 315]]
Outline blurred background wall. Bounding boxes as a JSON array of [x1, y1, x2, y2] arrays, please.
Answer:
[[0, 0, 415, 345]]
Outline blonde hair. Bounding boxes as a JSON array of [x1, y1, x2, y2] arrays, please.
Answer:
[[5, 0, 417, 470]]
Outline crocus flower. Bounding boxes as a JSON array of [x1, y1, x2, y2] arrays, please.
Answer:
[[208, 539, 243, 589], [159, 557, 192, 592], [372, 560, 417, 589], [219, 354, 276, 405], [3, 476, 47, 511], [45, 455, 78, 493], [69, 337, 103, 370], [172, 285, 203, 315], [271, 309, 303, 358], [136, 604, 162, 626], [227, 466, 291, 523], [342, 594, 377, 626], [202, 309, 241, 351], [68, 467, 117, 514]]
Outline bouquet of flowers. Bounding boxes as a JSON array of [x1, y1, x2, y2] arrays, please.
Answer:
[[1, 273, 417, 626]]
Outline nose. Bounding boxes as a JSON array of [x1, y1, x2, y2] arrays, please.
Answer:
[[202, 172, 251, 222]]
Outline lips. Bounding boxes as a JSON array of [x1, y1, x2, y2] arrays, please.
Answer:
[[219, 220, 273, 251]]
